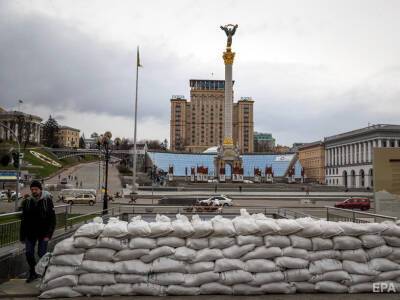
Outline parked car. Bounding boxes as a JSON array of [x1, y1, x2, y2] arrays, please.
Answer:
[[199, 195, 233, 207], [64, 193, 96, 206], [334, 197, 370, 210]]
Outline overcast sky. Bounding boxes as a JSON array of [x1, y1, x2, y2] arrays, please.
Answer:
[[1, 0, 399, 145]]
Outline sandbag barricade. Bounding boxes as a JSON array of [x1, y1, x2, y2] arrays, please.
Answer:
[[39, 210, 400, 297]]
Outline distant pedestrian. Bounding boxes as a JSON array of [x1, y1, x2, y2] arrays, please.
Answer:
[[58, 175, 61, 182], [75, 176, 78, 181], [19, 180, 55, 283], [129, 194, 137, 204], [6, 189, 11, 202], [79, 181, 82, 188], [75, 181, 78, 188], [239, 185, 242, 193], [214, 184, 217, 193], [68, 175, 70, 180]]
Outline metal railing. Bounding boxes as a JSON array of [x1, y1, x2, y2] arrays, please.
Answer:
[[325, 206, 397, 223], [0, 205, 120, 248]]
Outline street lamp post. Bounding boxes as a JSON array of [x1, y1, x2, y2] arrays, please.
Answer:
[[0, 122, 21, 211]]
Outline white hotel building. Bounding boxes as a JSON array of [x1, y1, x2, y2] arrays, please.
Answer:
[[324, 124, 400, 188]]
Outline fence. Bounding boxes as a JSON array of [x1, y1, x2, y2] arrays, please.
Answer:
[[325, 206, 397, 223]]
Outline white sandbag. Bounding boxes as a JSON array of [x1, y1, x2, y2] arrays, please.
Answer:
[[127, 216, 151, 236], [129, 237, 157, 249], [39, 287, 82, 298], [40, 275, 78, 291], [312, 237, 333, 251], [293, 282, 316, 293], [131, 283, 166, 296], [364, 222, 388, 234], [343, 274, 375, 285], [384, 236, 400, 247], [232, 209, 259, 235], [282, 247, 308, 259], [222, 244, 256, 259], [167, 285, 200, 296], [211, 215, 236, 236], [387, 248, 400, 261], [81, 260, 114, 273], [342, 260, 379, 276], [114, 259, 151, 274], [173, 246, 197, 261], [348, 283, 373, 293], [289, 235, 312, 250], [73, 285, 102, 296], [186, 238, 209, 250], [309, 259, 342, 274], [74, 218, 104, 238], [341, 249, 368, 262], [383, 221, 400, 237], [192, 248, 223, 262], [191, 215, 213, 238], [50, 253, 84, 266], [310, 270, 351, 283], [296, 217, 323, 237], [102, 283, 132, 296], [233, 284, 263, 295], [219, 270, 253, 285], [264, 235, 291, 248], [115, 274, 147, 284], [252, 214, 280, 235], [200, 282, 232, 294], [285, 268, 312, 282], [333, 236, 362, 250], [98, 237, 128, 250], [236, 235, 263, 246], [275, 256, 309, 269], [73, 237, 97, 249], [245, 259, 278, 273], [113, 248, 149, 261], [375, 270, 400, 281], [183, 271, 220, 287], [209, 236, 235, 249], [248, 271, 285, 286], [79, 273, 116, 286], [315, 281, 348, 293], [319, 220, 344, 238], [368, 245, 393, 259], [308, 250, 341, 261], [149, 272, 185, 285], [338, 222, 368, 236], [241, 246, 282, 261], [261, 282, 296, 294], [157, 236, 185, 248], [275, 219, 303, 235], [152, 257, 186, 273], [149, 214, 173, 237], [369, 258, 400, 272], [43, 265, 84, 283], [171, 214, 195, 237], [101, 217, 128, 238], [85, 248, 115, 262], [53, 238, 85, 256], [214, 258, 246, 272], [141, 246, 175, 263], [115, 274, 148, 284], [359, 234, 386, 248], [186, 262, 215, 274], [36, 253, 52, 276]]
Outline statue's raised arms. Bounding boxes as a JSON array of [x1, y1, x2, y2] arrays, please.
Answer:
[[220, 24, 238, 48]]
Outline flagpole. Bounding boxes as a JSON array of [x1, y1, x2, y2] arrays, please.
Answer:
[[132, 46, 140, 193]]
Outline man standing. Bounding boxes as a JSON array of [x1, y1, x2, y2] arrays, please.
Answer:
[[19, 180, 56, 283]]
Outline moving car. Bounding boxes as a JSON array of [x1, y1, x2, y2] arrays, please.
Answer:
[[198, 195, 233, 207], [334, 197, 370, 210], [64, 193, 96, 206]]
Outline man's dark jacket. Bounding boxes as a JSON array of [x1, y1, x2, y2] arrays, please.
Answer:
[[19, 191, 56, 241]]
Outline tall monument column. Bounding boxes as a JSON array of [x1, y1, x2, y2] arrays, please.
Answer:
[[220, 24, 238, 146]]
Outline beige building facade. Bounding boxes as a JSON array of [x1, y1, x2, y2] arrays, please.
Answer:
[[170, 79, 254, 153], [298, 141, 325, 184], [58, 126, 80, 148]]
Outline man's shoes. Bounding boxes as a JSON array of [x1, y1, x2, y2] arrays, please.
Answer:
[[26, 272, 39, 283]]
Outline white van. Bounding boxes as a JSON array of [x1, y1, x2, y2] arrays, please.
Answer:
[[59, 189, 97, 201]]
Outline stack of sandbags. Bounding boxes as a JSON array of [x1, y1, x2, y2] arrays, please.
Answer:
[[39, 210, 400, 298]]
